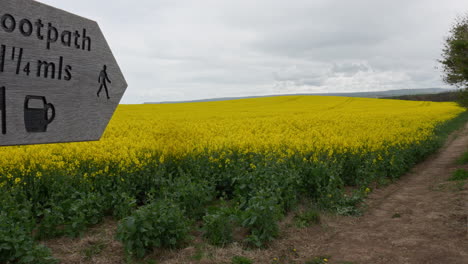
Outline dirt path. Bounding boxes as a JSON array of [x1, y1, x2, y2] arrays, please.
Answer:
[[47, 124, 468, 264], [310, 124, 468, 263]]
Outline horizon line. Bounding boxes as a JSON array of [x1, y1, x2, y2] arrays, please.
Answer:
[[141, 87, 454, 105]]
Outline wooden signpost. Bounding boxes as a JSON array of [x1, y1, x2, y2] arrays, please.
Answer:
[[0, 0, 127, 146]]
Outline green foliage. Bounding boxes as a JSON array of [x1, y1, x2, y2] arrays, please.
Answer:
[[392, 213, 401, 218], [456, 151, 468, 164], [439, 14, 468, 106], [116, 199, 190, 258], [231, 256, 253, 264], [160, 173, 215, 220], [294, 209, 321, 228], [299, 162, 343, 204], [81, 240, 106, 260], [35, 203, 66, 239], [190, 244, 205, 261], [440, 14, 468, 87], [66, 192, 107, 237], [449, 169, 468, 181], [242, 192, 282, 247], [330, 193, 364, 216], [202, 206, 238, 246], [0, 194, 57, 264], [36, 192, 107, 238], [433, 110, 468, 140], [111, 192, 138, 220], [457, 89, 468, 108], [304, 256, 331, 264]]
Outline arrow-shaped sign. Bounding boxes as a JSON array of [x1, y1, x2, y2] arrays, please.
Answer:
[[0, 0, 127, 146]]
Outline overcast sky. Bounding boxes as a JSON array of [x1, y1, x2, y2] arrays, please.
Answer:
[[38, 0, 467, 104]]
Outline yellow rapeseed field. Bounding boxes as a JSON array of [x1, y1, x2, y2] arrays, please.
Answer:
[[0, 95, 466, 260], [0, 95, 464, 183]]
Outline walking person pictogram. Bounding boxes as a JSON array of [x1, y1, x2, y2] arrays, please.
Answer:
[[97, 65, 111, 99]]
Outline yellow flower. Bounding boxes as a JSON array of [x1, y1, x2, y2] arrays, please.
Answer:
[[0, 95, 462, 208]]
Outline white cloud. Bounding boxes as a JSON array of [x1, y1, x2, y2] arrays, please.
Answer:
[[37, 0, 468, 103]]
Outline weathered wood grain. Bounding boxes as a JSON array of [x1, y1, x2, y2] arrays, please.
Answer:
[[0, 0, 127, 146]]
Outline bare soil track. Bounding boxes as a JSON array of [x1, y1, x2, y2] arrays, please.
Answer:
[[314, 124, 468, 264], [46, 124, 468, 264]]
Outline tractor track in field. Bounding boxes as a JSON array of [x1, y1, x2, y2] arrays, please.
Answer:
[[45, 123, 468, 264]]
